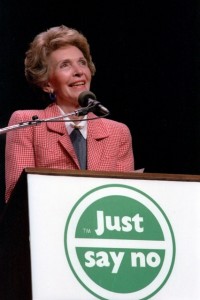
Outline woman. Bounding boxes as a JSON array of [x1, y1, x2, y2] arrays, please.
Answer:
[[5, 25, 134, 202]]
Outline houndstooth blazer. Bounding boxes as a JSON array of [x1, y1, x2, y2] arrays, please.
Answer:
[[5, 103, 134, 201]]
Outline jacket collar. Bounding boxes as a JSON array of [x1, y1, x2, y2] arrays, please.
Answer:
[[44, 102, 109, 139], [44, 103, 67, 135]]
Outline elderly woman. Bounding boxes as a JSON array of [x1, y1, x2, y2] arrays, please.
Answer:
[[5, 25, 134, 202]]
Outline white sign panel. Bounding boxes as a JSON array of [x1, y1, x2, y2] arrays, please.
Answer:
[[27, 173, 200, 300]]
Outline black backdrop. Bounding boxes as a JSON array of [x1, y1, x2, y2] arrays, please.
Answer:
[[0, 0, 199, 212]]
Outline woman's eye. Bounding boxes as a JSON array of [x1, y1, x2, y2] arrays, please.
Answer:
[[79, 59, 87, 66], [60, 61, 70, 68]]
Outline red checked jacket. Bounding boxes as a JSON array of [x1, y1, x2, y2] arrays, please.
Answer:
[[5, 103, 134, 202]]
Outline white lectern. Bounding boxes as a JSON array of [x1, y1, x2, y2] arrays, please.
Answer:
[[1, 168, 200, 300]]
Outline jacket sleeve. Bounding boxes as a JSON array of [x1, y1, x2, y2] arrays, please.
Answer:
[[5, 110, 36, 202]]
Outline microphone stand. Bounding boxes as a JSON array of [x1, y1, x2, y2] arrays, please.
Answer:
[[0, 106, 90, 135]]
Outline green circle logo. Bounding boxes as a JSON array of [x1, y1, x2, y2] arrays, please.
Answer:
[[64, 184, 175, 300]]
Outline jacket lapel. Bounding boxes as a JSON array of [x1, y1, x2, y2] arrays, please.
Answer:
[[87, 113, 109, 169], [44, 103, 80, 168], [44, 103, 66, 135]]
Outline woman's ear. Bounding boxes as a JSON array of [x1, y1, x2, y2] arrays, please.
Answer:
[[42, 82, 53, 94]]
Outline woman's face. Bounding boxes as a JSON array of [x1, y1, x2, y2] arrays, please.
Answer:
[[45, 45, 92, 108]]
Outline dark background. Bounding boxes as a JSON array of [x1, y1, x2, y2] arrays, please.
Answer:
[[0, 0, 200, 212]]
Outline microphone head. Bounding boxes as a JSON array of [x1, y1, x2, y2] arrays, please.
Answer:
[[78, 91, 96, 107]]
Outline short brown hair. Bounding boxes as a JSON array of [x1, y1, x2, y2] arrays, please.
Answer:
[[25, 25, 96, 88]]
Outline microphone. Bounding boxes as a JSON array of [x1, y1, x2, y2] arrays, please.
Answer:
[[78, 91, 110, 115]]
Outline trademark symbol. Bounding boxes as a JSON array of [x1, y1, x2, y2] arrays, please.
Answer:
[[83, 228, 91, 234]]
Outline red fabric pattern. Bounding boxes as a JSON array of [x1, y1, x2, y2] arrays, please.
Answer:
[[5, 103, 134, 201]]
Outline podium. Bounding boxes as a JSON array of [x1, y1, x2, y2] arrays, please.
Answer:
[[1, 168, 200, 300]]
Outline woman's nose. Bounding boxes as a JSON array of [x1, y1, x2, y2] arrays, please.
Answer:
[[73, 64, 83, 76]]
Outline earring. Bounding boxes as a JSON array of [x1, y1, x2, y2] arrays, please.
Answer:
[[49, 91, 56, 101]]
